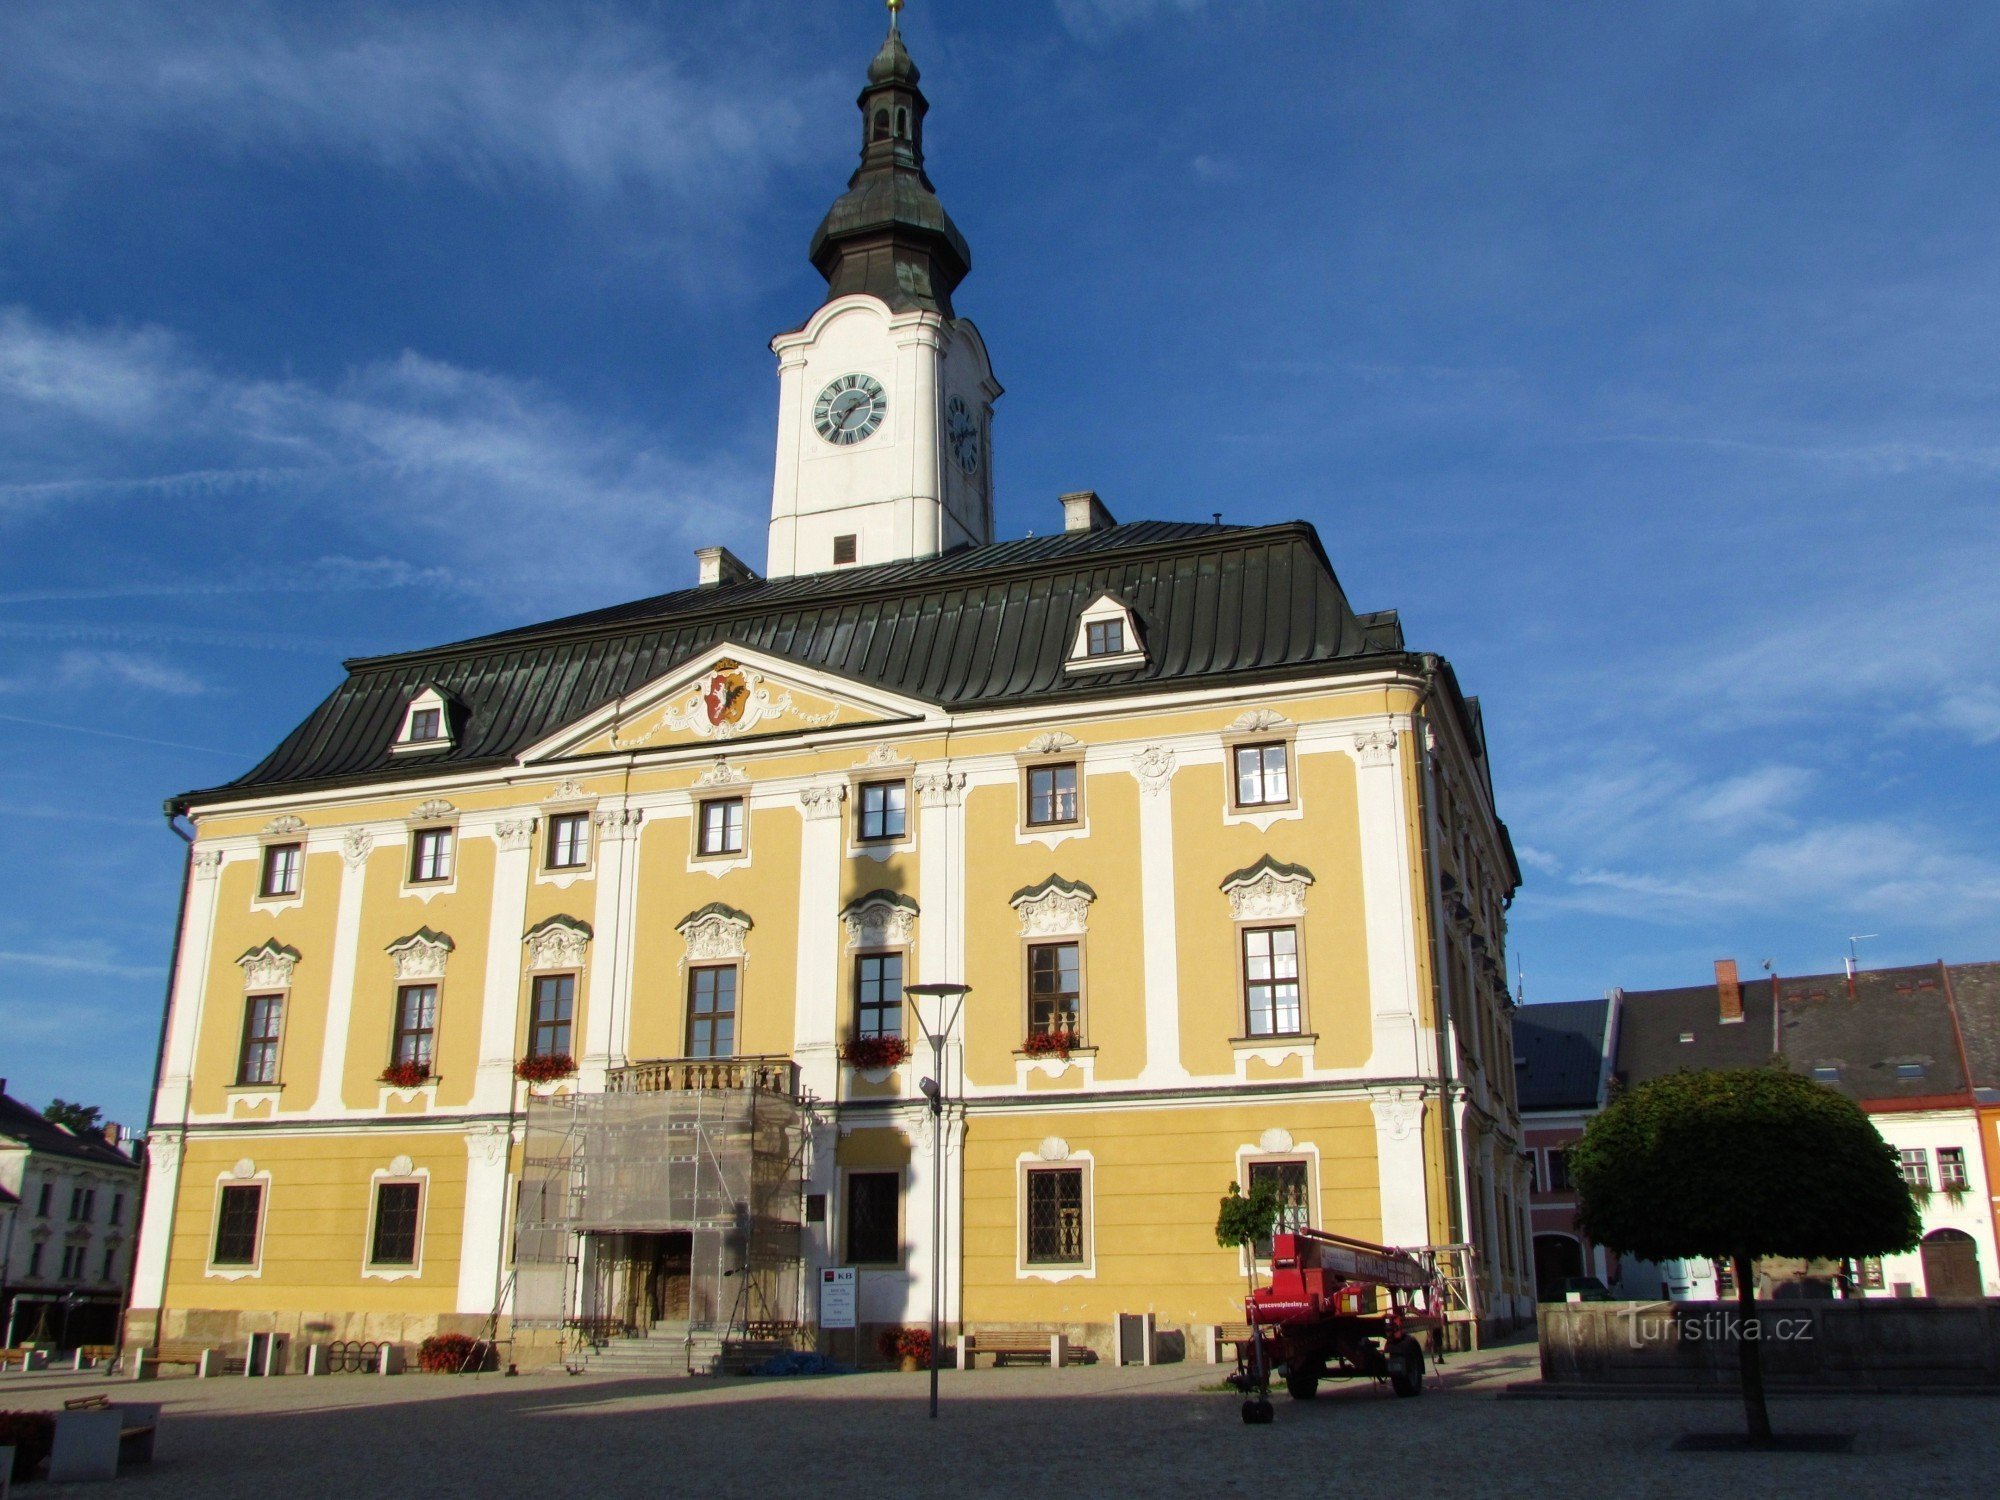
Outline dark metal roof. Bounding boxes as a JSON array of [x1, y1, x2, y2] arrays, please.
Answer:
[[1515, 998, 1612, 1112], [179, 520, 1395, 809], [0, 1094, 137, 1170], [1607, 961, 1987, 1106]]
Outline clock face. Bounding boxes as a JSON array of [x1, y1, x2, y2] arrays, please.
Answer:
[[947, 395, 981, 474], [814, 373, 887, 446]]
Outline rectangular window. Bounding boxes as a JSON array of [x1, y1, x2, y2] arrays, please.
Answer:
[[1938, 1147, 1969, 1192], [1899, 1147, 1931, 1190], [1025, 764, 1080, 827], [260, 842, 302, 898], [410, 826, 454, 883], [392, 984, 439, 1072], [370, 1181, 423, 1266], [1242, 926, 1302, 1036], [697, 798, 745, 856], [1247, 1159, 1311, 1257], [101, 1245, 117, 1281], [406, 706, 442, 742], [238, 994, 284, 1085], [1085, 619, 1125, 656], [83, 1188, 96, 1221], [546, 812, 591, 869], [856, 952, 904, 1039], [856, 781, 907, 842], [687, 965, 738, 1059], [1028, 942, 1081, 1036], [833, 533, 858, 566], [213, 1183, 264, 1266], [1714, 1259, 1735, 1297], [36, 1183, 50, 1217], [529, 973, 575, 1058], [69, 1187, 85, 1221], [110, 1193, 124, 1226], [1233, 742, 1291, 807], [28, 1242, 43, 1276], [845, 1172, 900, 1265], [1859, 1255, 1885, 1290], [1546, 1149, 1573, 1193], [1026, 1168, 1085, 1265], [62, 1245, 81, 1279]]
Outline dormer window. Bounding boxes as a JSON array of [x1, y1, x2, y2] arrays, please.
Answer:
[[1065, 593, 1146, 674], [393, 687, 454, 755]]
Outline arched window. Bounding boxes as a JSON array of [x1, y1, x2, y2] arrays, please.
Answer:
[[895, 106, 910, 139], [872, 109, 890, 142]]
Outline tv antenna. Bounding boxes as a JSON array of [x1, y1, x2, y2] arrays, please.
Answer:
[[1844, 935, 1876, 979]]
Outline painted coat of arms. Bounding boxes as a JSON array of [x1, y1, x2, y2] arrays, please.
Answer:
[[623, 658, 841, 744]]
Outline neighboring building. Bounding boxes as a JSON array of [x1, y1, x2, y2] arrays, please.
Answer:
[[1547, 959, 2000, 1301], [129, 15, 1527, 1368], [1515, 995, 1619, 1297], [0, 1087, 144, 1348]]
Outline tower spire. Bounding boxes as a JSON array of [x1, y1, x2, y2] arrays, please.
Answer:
[[806, 3, 970, 316]]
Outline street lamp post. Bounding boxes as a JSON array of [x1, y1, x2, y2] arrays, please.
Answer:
[[906, 981, 971, 1420]]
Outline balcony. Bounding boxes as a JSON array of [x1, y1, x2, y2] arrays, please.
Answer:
[[606, 1055, 798, 1098]]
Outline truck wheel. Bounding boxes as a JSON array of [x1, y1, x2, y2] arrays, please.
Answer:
[[1285, 1371, 1320, 1401], [1241, 1397, 1275, 1425], [1388, 1340, 1424, 1398]]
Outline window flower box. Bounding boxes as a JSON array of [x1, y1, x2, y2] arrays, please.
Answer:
[[515, 1053, 577, 1084], [1022, 1028, 1081, 1062], [839, 1035, 911, 1070], [378, 1061, 433, 1089]]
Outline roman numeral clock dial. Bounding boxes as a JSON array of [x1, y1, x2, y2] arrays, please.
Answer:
[[813, 372, 887, 445]]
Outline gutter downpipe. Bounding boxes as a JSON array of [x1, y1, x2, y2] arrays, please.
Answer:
[[137, 806, 196, 1357], [1412, 667, 1480, 1345]]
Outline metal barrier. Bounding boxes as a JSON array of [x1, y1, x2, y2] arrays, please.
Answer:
[[323, 1341, 381, 1373]]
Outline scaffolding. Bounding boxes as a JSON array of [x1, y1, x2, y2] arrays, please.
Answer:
[[512, 1067, 810, 1363]]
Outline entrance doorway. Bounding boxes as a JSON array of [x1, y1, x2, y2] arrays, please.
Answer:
[[1534, 1234, 1584, 1301], [597, 1232, 693, 1331], [1920, 1229, 1982, 1300]]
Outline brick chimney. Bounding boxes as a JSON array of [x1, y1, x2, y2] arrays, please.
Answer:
[[1716, 958, 1743, 1024], [1060, 491, 1116, 534], [695, 546, 757, 588], [104, 1122, 122, 1148]]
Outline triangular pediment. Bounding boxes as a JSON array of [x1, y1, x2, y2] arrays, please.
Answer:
[[520, 644, 936, 763]]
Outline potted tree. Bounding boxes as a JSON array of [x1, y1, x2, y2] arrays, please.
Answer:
[[876, 1325, 932, 1372]]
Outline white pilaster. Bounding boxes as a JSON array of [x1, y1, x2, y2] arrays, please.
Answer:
[[153, 849, 224, 1125], [794, 786, 846, 1102], [310, 830, 375, 1114], [472, 820, 535, 1112], [1370, 1089, 1430, 1248], [128, 1134, 182, 1311], [1132, 749, 1189, 1085], [578, 807, 639, 1089], [1351, 727, 1427, 1077], [455, 1125, 514, 1314]]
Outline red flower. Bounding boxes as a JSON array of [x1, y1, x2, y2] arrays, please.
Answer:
[[840, 1034, 912, 1070], [515, 1053, 577, 1083], [1022, 1028, 1079, 1061], [378, 1061, 431, 1088], [875, 1325, 933, 1362]]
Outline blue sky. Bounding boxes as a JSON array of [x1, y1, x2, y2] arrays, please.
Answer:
[[2, 0, 1995, 1127]]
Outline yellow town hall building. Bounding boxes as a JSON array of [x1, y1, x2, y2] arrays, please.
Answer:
[[129, 15, 1528, 1368]]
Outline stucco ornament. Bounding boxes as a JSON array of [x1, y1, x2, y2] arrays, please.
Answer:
[[1221, 857, 1315, 921], [341, 829, 375, 867], [799, 784, 848, 820], [388, 1155, 415, 1178], [593, 807, 641, 842], [524, 915, 592, 971], [1229, 708, 1289, 733], [148, 1135, 182, 1176], [411, 799, 456, 822], [856, 743, 907, 768], [494, 818, 535, 851], [1037, 1136, 1072, 1163], [1023, 731, 1080, 756], [841, 892, 918, 951], [1258, 1127, 1295, 1155], [262, 814, 306, 836], [466, 1127, 511, 1168], [622, 660, 840, 744], [546, 778, 590, 804], [1010, 876, 1096, 938], [1351, 730, 1398, 767], [386, 928, 454, 981], [677, 904, 752, 964], [915, 770, 966, 807], [236, 940, 301, 992], [1372, 1091, 1422, 1142], [192, 850, 223, 880], [1132, 745, 1176, 795], [691, 758, 746, 788], [232, 1159, 257, 1180]]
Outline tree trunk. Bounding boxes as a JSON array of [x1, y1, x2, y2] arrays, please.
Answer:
[[1733, 1252, 1772, 1442]]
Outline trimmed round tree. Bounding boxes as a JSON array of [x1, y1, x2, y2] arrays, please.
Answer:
[[1568, 1066, 1919, 1441]]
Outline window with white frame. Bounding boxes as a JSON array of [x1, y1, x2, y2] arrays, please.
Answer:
[[392, 984, 438, 1072], [409, 826, 454, 884], [394, 687, 452, 752], [528, 974, 574, 1058], [855, 952, 904, 1040], [1232, 742, 1292, 808], [1025, 1167, 1086, 1265], [212, 1183, 264, 1266], [369, 1181, 423, 1267], [855, 780, 907, 842], [238, 995, 284, 1085], [697, 797, 745, 857], [1899, 1147, 1931, 1190], [1241, 926, 1302, 1036], [1028, 941, 1082, 1038], [1064, 593, 1145, 672], [1024, 763, 1080, 828], [260, 842, 302, 899], [1247, 1158, 1311, 1256], [687, 965, 738, 1058], [1938, 1146, 1969, 1193], [546, 812, 591, 870]]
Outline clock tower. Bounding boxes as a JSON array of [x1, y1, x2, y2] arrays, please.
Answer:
[[764, 11, 1001, 579]]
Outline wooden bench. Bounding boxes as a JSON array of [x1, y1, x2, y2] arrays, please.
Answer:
[[954, 1332, 1070, 1369], [131, 1343, 241, 1379], [0, 1347, 50, 1374], [1206, 1322, 1257, 1364], [48, 1402, 160, 1482]]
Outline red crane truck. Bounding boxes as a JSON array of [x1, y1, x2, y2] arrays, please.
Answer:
[[1229, 1228, 1445, 1423]]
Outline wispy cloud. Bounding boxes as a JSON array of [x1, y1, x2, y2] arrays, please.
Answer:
[[0, 4, 824, 207], [0, 947, 161, 981], [1056, 0, 1211, 44]]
